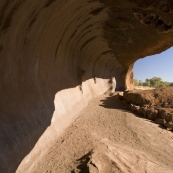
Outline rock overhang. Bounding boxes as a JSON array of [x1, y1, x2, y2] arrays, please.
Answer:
[[0, 0, 173, 172]]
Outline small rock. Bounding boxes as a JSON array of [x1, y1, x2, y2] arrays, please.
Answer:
[[118, 92, 124, 97], [155, 118, 166, 125], [121, 100, 129, 109], [147, 109, 153, 120], [141, 107, 148, 118], [147, 109, 158, 121], [131, 105, 140, 112], [128, 104, 132, 110], [164, 122, 173, 131], [167, 113, 173, 122], [159, 110, 173, 122], [118, 92, 125, 101], [121, 100, 128, 105], [137, 107, 143, 115]]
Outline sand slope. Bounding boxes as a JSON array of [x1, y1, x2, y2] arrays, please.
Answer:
[[17, 94, 173, 173]]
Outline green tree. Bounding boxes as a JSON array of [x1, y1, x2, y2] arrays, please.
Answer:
[[135, 77, 170, 88], [138, 80, 143, 86], [143, 82, 149, 86], [162, 81, 169, 87], [159, 81, 166, 88], [149, 77, 162, 88], [145, 78, 150, 86], [133, 79, 139, 86]]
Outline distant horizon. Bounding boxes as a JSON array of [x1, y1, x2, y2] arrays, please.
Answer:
[[134, 47, 173, 83]]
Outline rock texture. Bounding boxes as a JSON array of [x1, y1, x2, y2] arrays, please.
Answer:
[[17, 94, 173, 173], [124, 87, 173, 106], [122, 87, 173, 131], [0, 0, 173, 172]]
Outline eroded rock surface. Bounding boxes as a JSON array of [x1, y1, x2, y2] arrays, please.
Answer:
[[1, 0, 173, 172], [122, 87, 173, 131], [17, 94, 173, 173], [124, 87, 173, 106]]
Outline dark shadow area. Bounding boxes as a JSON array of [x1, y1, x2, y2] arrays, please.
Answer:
[[99, 94, 128, 111], [77, 153, 91, 173], [0, 87, 55, 173], [71, 151, 92, 173]]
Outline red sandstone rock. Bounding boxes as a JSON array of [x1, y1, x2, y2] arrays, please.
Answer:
[[131, 104, 140, 112], [1, 0, 173, 172], [123, 87, 173, 131], [124, 87, 173, 106], [164, 122, 173, 131], [155, 118, 167, 125], [147, 109, 158, 121], [158, 109, 173, 122]]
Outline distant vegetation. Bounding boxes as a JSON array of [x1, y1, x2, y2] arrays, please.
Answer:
[[134, 77, 173, 88]]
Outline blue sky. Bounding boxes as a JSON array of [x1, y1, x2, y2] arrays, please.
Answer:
[[134, 47, 173, 82]]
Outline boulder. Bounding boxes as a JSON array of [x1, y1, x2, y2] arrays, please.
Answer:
[[164, 122, 173, 131], [147, 109, 158, 121], [158, 110, 173, 122], [131, 105, 140, 112], [155, 119, 166, 125]]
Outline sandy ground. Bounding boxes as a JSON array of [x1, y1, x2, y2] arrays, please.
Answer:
[[134, 86, 155, 90], [18, 93, 173, 173]]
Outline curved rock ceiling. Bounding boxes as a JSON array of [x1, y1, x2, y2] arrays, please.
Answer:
[[0, 0, 173, 172]]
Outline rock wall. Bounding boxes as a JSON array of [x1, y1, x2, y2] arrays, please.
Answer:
[[0, 0, 173, 172]]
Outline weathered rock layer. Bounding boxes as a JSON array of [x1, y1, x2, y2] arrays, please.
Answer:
[[0, 0, 173, 172], [122, 87, 173, 131]]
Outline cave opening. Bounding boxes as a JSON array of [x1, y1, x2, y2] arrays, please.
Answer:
[[134, 47, 173, 88], [1, 0, 173, 172]]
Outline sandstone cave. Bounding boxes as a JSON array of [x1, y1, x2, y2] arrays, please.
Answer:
[[0, 0, 173, 172]]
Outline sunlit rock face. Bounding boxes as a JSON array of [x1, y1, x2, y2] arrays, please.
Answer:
[[0, 0, 173, 172]]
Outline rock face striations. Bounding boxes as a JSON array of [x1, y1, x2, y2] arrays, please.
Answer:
[[0, 0, 173, 172]]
